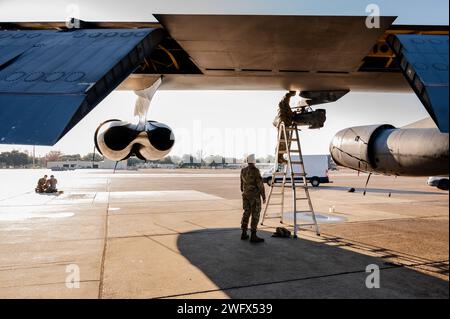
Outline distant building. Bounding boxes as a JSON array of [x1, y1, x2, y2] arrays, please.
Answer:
[[47, 159, 127, 170]]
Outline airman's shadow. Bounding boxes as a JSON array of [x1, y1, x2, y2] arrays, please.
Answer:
[[177, 229, 448, 298]]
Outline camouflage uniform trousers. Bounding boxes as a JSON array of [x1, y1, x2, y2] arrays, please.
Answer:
[[241, 194, 262, 231]]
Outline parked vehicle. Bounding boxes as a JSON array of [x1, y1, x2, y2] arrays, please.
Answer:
[[427, 176, 449, 190], [262, 155, 330, 187]]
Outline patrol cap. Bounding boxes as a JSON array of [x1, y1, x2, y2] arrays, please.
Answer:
[[246, 154, 256, 164]]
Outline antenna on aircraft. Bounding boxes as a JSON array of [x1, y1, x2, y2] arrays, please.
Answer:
[[134, 76, 163, 130]]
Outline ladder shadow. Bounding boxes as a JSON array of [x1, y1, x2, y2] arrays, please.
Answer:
[[176, 228, 448, 298]]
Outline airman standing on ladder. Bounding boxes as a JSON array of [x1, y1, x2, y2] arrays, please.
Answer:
[[274, 91, 296, 126], [240, 154, 266, 243], [273, 91, 296, 163]]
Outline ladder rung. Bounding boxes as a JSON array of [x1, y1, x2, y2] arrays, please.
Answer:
[[264, 216, 282, 219], [273, 175, 305, 178], [298, 223, 318, 227], [289, 150, 300, 153], [296, 197, 309, 200], [273, 183, 307, 187]]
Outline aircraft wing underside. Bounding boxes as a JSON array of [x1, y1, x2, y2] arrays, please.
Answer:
[[0, 28, 165, 145], [387, 34, 449, 132], [0, 15, 448, 145]]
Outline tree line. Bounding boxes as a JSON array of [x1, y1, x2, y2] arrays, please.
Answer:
[[0, 150, 104, 168], [0, 150, 275, 168], [127, 154, 276, 168]]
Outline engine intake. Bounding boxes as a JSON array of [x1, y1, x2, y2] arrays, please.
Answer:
[[330, 124, 394, 172], [95, 120, 175, 161]]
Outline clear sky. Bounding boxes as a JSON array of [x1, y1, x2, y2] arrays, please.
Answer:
[[1, 0, 448, 24], [0, 0, 446, 158]]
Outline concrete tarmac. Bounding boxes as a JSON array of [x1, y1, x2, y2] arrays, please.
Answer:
[[0, 168, 448, 298]]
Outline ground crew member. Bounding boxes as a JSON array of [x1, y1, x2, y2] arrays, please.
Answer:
[[273, 91, 296, 163], [240, 154, 266, 243], [45, 175, 58, 193], [273, 91, 296, 128], [35, 175, 47, 193]]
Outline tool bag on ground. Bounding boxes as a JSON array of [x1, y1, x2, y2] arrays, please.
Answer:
[[271, 227, 291, 238]]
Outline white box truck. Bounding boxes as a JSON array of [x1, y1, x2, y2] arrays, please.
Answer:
[[262, 155, 330, 187]]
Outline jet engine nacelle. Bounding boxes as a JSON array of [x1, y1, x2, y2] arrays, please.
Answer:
[[95, 120, 175, 161], [330, 124, 449, 176]]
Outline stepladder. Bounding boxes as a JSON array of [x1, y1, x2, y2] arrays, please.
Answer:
[[261, 122, 320, 238]]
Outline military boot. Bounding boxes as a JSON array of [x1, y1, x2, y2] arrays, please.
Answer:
[[241, 229, 249, 240], [250, 231, 264, 243]]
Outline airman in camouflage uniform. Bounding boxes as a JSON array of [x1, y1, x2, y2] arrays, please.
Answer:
[[273, 91, 296, 127], [240, 154, 266, 243], [273, 91, 296, 163], [35, 175, 47, 193]]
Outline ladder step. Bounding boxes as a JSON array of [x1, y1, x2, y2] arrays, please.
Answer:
[[297, 223, 318, 227], [290, 161, 303, 164], [264, 216, 282, 219], [296, 197, 309, 200], [277, 186, 307, 190], [272, 183, 307, 187], [272, 175, 305, 179]]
